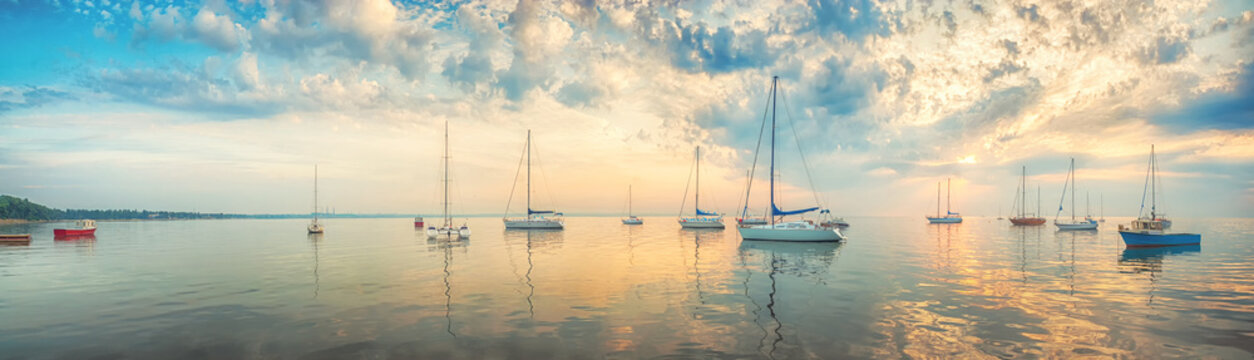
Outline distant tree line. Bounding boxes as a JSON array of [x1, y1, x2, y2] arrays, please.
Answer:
[[0, 195, 247, 221]]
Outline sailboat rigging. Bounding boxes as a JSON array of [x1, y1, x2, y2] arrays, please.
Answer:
[[678, 146, 725, 229], [427, 121, 471, 239], [307, 165, 324, 234], [737, 76, 842, 242], [504, 130, 564, 229], [1054, 158, 1098, 230]]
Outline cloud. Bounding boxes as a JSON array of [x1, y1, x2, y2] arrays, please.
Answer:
[[191, 7, 248, 52], [0, 86, 76, 112], [806, 0, 891, 41]]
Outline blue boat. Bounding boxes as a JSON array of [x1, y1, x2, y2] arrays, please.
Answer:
[[1117, 145, 1199, 248], [1118, 229, 1200, 247]]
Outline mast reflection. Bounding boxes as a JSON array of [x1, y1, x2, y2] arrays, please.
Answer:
[[738, 241, 843, 359], [503, 229, 563, 319], [426, 237, 468, 338], [1118, 245, 1201, 306], [308, 233, 322, 299]]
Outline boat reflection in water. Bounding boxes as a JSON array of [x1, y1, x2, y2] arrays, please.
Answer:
[[1118, 245, 1201, 274], [1117, 245, 1201, 306], [737, 240, 843, 358], [427, 235, 470, 338], [308, 232, 322, 299], [502, 229, 564, 320]]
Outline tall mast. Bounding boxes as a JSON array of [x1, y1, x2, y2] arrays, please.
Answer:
[[695, 146, 700, 216], [313, 164, 318, 221], [527, 130, 532, 218], [769, 76, 777, 225], [628, 185, 633, 217], [1070, 158, 1076, 221], [1150, 144, 1156, 218], [443, 121, 450, 227], [1037, 185, 1041, 218], [1021, 166, 1026, 218]]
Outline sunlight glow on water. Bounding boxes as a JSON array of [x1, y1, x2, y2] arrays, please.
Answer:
[[1, 217, 1251, 358]]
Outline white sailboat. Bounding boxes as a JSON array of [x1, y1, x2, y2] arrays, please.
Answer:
[[307, 165, 324, 234], [678, 146, 725, 229], [622, 185, 643, 225], [427, 121, 471, 239], [737, 76, 842, 242], [504, 130, 564, 230], [1054, 158, 1098, 230]]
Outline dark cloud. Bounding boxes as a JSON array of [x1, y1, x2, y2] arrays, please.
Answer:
[[807, 0, 890, 41], [1137, 36, 1191, 64], [0, 86, 76, 112], [984, 60, 1025, 83], [633, 11, 781, 74], [554, 81, 605, 108], [1016, 4, 1043, 23], [1153, 62, 1254, 132], [441, 54, 494, 90], [811, 56, 886, 116], [78, 64, 282, 118]]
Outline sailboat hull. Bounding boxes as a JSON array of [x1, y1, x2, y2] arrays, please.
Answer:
[[621, 218, 643, 225], [679, 218, 725, 229], [1119, 231, 1200, 248], [1055, 219, 1098, 231], [926, 217, 962, 224], [427, 227, 470, 239], [504, 219, 564, 229], [739, 222, 843, 242], [1009, 217, 1045, 225]]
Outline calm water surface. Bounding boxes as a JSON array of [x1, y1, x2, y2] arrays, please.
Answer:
[[1, 217, 1252, 359]]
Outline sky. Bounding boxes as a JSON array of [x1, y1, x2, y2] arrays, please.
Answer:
[[0, 0, 1251, 218]]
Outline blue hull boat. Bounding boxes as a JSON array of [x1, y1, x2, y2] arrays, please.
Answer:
[[1119, 231, 1200, 248], [926, 217, 962, 224]]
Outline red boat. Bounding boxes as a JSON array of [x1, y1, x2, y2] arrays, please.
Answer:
[[414, 216, 424, 228], [54, 220, 97, 237], [1009, 217, 1046, 226]]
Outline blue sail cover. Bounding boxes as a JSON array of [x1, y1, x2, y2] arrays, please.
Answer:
[[528, 208, 555, 215], [772, 204, 819, 216], [948, 211, 961, 216], [696, 208, 719, 216]]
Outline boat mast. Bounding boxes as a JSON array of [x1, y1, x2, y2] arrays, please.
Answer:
[[628, 185, 633, 217], [1037, 185, 1041, 218], [769, 76, 778, 226], [448, 121, 453, 228], [1020, 166, 1026, 218], [695, 146, 700, 216], [310, 165, 316, 222], [1070, 158, 1076, 221], [946, 178, 951, 215], [527, 130, 532, 219], [936, 182, 940, 218], [1150, 144, 1156, 219]]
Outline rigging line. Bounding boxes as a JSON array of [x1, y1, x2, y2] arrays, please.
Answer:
[[677, 148, 697, 218], [531, 139, 560, 212], [779, 87, 825, 209], [503, 138, 528, 217], [1138, 150, 1152, 218], [744, 78, 774, 218]]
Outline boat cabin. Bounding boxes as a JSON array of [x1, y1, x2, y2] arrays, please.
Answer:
[[77, 220, 96, 229], [1121, 218, 1165, 232]]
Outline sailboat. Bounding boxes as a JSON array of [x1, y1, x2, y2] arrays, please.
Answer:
[[622, 185, 643, 225], [678, 146, 724, 229], [1100, 194, 1106, 223], [737, 76, 842, 242], [1118, 145, 1199, 247], [307, 165, 325, 234], [926, 178, 963, 224], [504, 130, 564, 230], [427, 121, 471, 239], [1054, 158, 1098, 230], [1009, 166, 1045, 225]]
